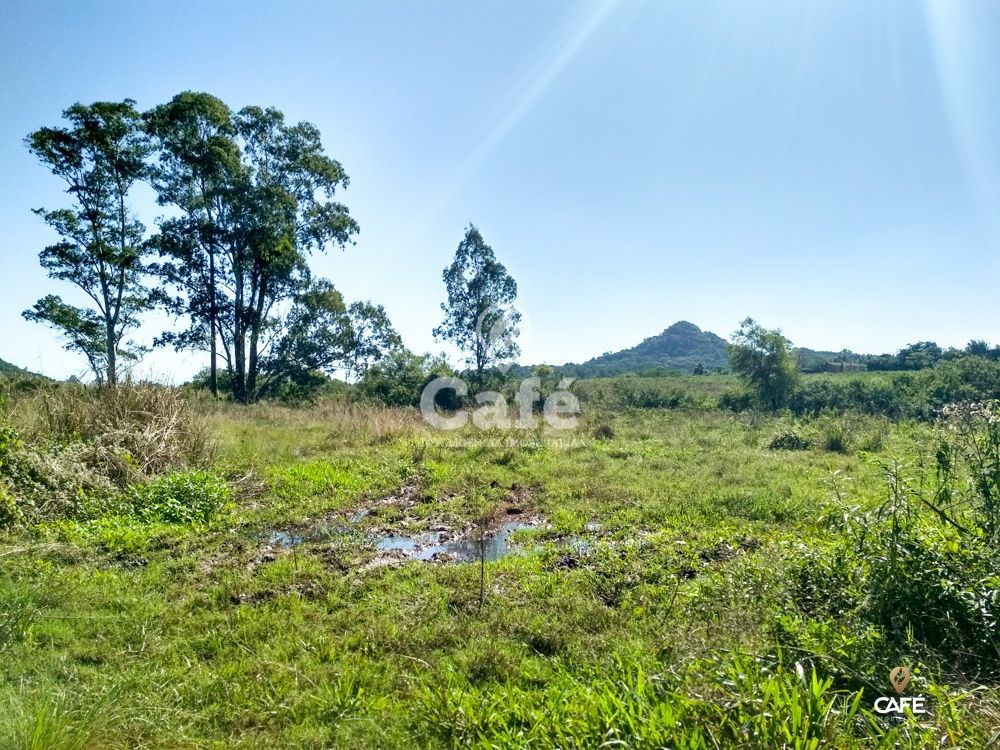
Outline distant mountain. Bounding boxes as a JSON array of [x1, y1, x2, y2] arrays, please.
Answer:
[[559, 321, 730, 377], [531, 322, 864, 378], [0, 358, 40, 378]]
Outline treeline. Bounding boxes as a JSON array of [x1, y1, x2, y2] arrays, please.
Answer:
[[719, 359, 1000, 420], [722, 319, 1000, 420], [864, 340, 1000, 371], [23, 94, 394, 402], [23, 96, 522, 405]]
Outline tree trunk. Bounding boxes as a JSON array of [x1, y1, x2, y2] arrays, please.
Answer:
[[209, 251, 218, 397], [246, 279, 267, 402], [233, 333, 247, 403], [105, 313, 117, 387], [233, 256, 248, 403]]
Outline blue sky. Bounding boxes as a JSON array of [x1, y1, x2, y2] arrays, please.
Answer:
[[1, 0, 998, 380]]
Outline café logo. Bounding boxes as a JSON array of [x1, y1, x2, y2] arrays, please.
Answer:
[[873, 666, 928, 717]]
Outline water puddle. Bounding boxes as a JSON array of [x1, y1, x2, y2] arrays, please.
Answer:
[[266, 522, 354, 548], [375, 521, 538, 563], [265, 513, 540, 564]]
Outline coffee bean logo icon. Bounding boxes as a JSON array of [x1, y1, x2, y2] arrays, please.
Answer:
[[889, 666, 910, 694]]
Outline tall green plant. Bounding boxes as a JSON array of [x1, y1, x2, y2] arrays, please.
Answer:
[[434, 225, 520, 387], [728, 317, 800, 410], [147, 93, 360, 402], [23, 101, 156, 385]]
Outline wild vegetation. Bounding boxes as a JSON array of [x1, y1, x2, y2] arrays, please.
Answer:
[[1, 369, 1000, 748], [6, 93, 1000, 748]]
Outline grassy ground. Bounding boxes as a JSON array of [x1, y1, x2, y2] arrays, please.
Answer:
[[1, 397, 998, 748]]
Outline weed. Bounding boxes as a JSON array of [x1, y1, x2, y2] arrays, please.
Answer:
[[131, 470, 232, 524]]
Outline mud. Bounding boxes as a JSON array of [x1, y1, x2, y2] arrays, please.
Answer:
[[262, 482, 545, 567]]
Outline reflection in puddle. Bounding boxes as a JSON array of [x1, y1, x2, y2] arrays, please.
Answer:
[[266, 516, 540, 563], [267, 521, 354, 548], [375, 521, 537, 562]]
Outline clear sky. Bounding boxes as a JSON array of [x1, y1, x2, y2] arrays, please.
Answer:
[[1, 0, 998, 381]]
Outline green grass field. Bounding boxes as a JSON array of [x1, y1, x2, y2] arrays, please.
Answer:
[[1, 387, 999, 748]]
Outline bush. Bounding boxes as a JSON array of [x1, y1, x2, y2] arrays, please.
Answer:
[[593, 424, 615, 440], [767, 431, 810, 451], [818, 419, 850, 454], [719, 390, 753, 412], [788, 360, 1000, 421], [0, 483, 18, 528], [28, 383, 212, 482], [0, 385, 214, 526], [0, 425, 117, 525], [358, 351, 455, 407], [130, 471, 231, 524], [810, 436, 1000, 680], [866, 524, 997, 674]]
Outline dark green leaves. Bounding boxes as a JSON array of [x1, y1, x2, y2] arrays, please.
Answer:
[[434, 225, 520, 383], [24, 100, 154, 385]]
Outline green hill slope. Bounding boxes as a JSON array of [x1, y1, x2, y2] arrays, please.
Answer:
[[561, 321, 730, 376], [0, 358, 27, 375], [0, 358, 42, 378]]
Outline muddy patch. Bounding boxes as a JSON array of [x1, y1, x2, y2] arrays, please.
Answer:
[[267, 515, 542, 565], [375, 520, 540, 563], [698, 536, 762, 564], [262, 482, 545, 568]]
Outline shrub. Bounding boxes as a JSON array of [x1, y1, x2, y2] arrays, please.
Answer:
[[719, 390, 753, 412], [358, 351, 456, 407], [593, 424, 615, 441], [813, 445, 1000, 680], [819, 420, 850, 454], [767, 431, 810, 451], [131, 471, 231, 524], [866, 523, 997, 674], [0, 426, 117, 526], [24, 383, 212, 482], [0, 483, 18, 528], [0, 384, 213, 526]]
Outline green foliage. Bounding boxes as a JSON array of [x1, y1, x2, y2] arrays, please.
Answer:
[[790, 359, 1000, 420], [817, 417, 850, 453], [0, 425, 116, 525], [357, 350, 455, 407], [0, 683, 119, 750], [809, 416, 1000, 680], [23, 100, 155, 385], [0, 487, 17, 528], [147, 92, 360, 403], [768, 430, 811, 451], [866, 341, 944, 371], [260, 280, 402, 399], [940, 401, 1000, 537], [130, 470, 231, 524], [0, 384, 212, 525], [593, 423, 615, 440], [573, 373, 730, 410], [728, 317, 801, 410], [434, 225, 520, 385]]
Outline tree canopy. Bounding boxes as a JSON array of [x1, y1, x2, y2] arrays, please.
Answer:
[[433, 225, 520, 386], [23, 100, 156, 385], [146, 93, 361, 401], [728, 317, 800, 410]]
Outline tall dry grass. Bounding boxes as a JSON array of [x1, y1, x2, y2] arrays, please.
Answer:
[[5, 382, 212, 483]]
